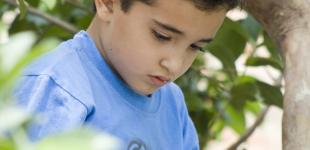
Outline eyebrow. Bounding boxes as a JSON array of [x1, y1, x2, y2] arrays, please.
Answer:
[[152, 19, 214, 44], [199, 38, 213, 43], [152, 19, 184, 35]]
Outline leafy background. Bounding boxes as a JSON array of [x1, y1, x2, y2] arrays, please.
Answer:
[[0, 0, 284, 149]]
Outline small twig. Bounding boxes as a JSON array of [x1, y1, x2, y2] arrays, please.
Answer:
[[64, 0, 93, 14], [227, 106, 270, 150], [2, 0, 79, 34]]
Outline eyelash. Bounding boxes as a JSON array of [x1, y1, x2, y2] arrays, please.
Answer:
[[190, 44, 205, 52], [152, 30, 171, 41], [152, 30, 205, 52]]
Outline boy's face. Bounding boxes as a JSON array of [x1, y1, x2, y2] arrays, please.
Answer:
[[94, 0, 226, 95]]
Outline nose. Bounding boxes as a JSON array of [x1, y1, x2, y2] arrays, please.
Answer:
[[159, 53, 184, 77]]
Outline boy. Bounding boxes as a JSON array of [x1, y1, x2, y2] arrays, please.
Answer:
[[14, 0, 240, 149]]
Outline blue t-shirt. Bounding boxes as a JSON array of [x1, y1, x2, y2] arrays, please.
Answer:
[[14, 31, 199, 150]]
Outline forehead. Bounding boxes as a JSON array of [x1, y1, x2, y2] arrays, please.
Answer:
[[130, 0, 227, 38]]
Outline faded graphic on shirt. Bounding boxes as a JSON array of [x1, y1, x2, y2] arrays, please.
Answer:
[[127, 138, 149, 150]]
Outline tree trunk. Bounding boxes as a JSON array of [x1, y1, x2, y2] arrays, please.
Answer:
[[245, 0, 310, 149]]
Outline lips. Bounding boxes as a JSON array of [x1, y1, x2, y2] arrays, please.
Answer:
[[148, 75, 170, 86]]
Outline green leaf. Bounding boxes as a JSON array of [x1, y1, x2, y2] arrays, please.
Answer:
[[230, 76, 258, 109], [0, 106, 30, 133], [0, 31, 37, 91], [263, 32, 283, 64], [40, 0, 57, 10], [0, 31, 37, 74], [209, 119, 225, 139], [207, 44, 237, 78], [212, 18, 248, 58], [43, 25, 73, 39], [183, 89, 204, 111], [246, 56, 283, 71], [206, 18, 248, 79], [257, 81, 283, 108], [241, 14, 262, 42], [0, 2, 10, 14], [225, 105, 246, 135], [24, 0, 40, 7], [0, 37, 59, 90], [35, 129, 120, 150], [245, 101, 262, 115], [0, 137, 15, 150]]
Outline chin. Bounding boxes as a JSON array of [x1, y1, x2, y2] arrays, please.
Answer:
[[137, 90, 154, 96], [134, 87, 156, 96], [129, 81, 159, 96]]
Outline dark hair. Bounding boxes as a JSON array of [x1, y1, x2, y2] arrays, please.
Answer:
[[93, 0, 241, 13]]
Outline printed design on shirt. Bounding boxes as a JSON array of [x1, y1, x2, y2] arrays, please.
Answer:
[[127, 138, 148, 150]]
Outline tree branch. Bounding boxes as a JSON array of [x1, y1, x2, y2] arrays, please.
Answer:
[[244, 0, 310, 149], [227, 106, 270, 150], [64, 0, 94, 14], [2, 0, 79, 34]]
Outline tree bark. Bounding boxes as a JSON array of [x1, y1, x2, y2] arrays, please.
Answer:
[[244, 0, 310, 149]]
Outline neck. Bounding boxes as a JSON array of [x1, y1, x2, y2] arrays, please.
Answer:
[[86, 15, 109, 62]]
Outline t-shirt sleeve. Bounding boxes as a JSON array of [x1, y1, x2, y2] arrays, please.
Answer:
[[171, 83, 200, 150], [14, 75, 88, 141], [182, 106, 200, 150]]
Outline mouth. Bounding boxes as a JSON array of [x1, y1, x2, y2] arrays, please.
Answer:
[[148, 75, 171, 87]]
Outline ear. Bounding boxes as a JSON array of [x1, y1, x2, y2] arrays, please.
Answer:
[[94, 0, 115, 22]]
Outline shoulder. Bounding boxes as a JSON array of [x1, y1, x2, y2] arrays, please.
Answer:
[[164, 82, 184, 101], [15, 75, 89, 113], [160, 82, 184, 100], [23, 38, 82, 77], [14, 75, 90, 141], [19, 38, 94, 112], [160, 82, 186, 110]]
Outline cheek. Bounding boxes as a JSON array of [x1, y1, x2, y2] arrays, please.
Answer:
[[111, 33, 158, 69], [176, 54, 197, 79], [108, 40, 157, 74]]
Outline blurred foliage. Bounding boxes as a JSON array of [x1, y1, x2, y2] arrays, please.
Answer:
[[0, 0, 284, 149], [176, 15, 283, 148]]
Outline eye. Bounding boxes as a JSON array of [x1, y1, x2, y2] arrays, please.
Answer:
[[152, 30, 171, 42], [190, 44, 205, 52]]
